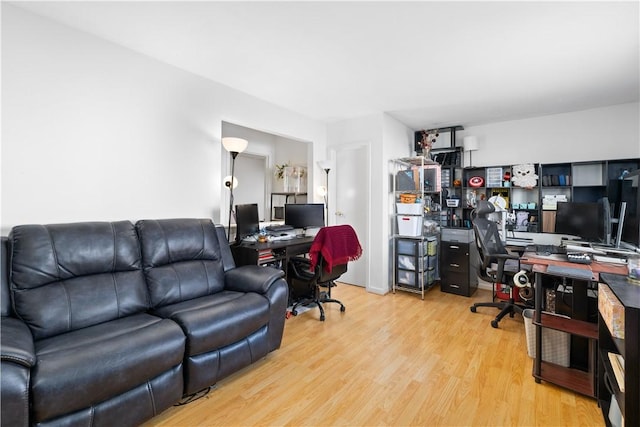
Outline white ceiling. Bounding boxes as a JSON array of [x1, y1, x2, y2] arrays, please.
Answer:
[[11, 1, 640, 130]]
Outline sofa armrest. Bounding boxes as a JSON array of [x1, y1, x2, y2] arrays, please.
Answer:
[[224, 265, 285, 294], [1, 317, 36, 368]]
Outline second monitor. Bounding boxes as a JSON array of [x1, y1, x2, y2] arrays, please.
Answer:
[[284, 203, 325, 229]]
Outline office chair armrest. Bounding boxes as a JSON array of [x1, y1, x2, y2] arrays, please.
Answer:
[[288, 257, 316, 280], [492, 253, 520, 261], [492, 253, 522, 283], [225, 265, 285, 294]]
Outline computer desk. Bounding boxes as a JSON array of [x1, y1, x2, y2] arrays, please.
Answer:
[[230, 235, 316, 281], [520, 251, 628, 397]]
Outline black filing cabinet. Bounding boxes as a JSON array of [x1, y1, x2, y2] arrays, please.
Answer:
[[440, 228, 478, 296]]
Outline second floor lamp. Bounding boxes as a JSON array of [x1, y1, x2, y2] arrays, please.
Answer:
[[222, 137, 248, 240], [317, 159, 332, 226]]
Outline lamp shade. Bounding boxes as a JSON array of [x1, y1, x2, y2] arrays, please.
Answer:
[[222, 137, 248, 154], [317, 159, 333, 170], [223, 175, 238, 189], [463, 136, 479, 152]]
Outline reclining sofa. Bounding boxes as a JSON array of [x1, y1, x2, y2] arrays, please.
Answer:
[[0, 218, 288, 427]]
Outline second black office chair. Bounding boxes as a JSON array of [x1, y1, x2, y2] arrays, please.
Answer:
[[469, 201, 530, 328], [287, 225, 362, 321]]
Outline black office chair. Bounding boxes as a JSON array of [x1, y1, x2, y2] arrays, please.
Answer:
[[469, 200, 530, 328], [287, 225, 362, 321]]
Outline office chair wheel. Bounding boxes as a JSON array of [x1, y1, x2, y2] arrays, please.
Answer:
[[340, 306, 345, 312], [470, 306, 477, 313], [320, 314, 325, 321], [491, 319, 499, 328], [292, 309, 298, 316]]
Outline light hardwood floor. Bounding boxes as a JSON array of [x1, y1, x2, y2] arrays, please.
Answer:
[[145, 284, 604, 426]]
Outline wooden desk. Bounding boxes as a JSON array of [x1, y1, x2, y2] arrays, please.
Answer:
[[231, 236, 315, 280], [521, 253, 627, 397]]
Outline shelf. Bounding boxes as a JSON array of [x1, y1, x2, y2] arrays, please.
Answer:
[[599, 349, 625, 406], [534, 361, 595, 397], [534, 312, 598, 339]]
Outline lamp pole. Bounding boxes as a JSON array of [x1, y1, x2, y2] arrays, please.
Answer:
[[323, 167, 330, 226], [317, 159, 333, 227], [226, 151, 239, 240]]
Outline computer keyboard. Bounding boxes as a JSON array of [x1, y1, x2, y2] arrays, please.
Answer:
[[268, 234, 294, 241], [265, 224, 294, 232], [528, 245, 566, 255]]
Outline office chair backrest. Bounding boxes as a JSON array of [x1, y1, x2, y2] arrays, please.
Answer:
[[472, 201, 509, 279], [309, 224, 363, 273], [317, 257, 348, 283]]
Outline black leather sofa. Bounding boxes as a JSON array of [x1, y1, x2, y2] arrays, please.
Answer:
[[0, 218, 288, 427]]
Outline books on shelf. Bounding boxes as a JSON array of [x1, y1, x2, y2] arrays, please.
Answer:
[[607, 352, 626, 393], [258, 249, 275, 263]]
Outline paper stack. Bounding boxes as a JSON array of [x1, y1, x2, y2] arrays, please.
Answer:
[[542, 194, 568, 210]]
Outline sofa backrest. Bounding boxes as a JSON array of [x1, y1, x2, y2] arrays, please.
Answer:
[[136, 218, 226, 307], [9, 221, 148, 340]]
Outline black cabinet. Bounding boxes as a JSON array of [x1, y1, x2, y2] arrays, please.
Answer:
[[597, 273, 639, 427], [440, 228, 478, 296]]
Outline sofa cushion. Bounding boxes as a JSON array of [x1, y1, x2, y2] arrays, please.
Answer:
[[31, 313, 185, 423], [10, 221, 148, 340], [136, 219, 226, 306], [153, 290, 270, 356]]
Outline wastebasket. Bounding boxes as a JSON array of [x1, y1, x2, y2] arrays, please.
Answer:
[[522, 309, 570, 367]]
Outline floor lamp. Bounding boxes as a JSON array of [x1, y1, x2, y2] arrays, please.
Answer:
[[222, 137, 248, 241], [317, 159, 332, 226]]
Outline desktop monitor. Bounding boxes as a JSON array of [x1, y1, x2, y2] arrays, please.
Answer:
[[235, 203, 260, 242], [284, 203, 325, 229], [609, 172, 639, 248], [599, 197, 612, 245], [554, 201, 603, 243]]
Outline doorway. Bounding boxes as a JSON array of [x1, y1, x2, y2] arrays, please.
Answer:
[[234, 153, 268, 221], [333, 143, 369, 288]]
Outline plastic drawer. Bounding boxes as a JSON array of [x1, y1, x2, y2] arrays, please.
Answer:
[[397, 239, 425, 256], [397, 268, 436, 287]]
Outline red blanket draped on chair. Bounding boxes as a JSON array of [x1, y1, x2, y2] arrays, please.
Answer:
[[309, 225, 363, 272]]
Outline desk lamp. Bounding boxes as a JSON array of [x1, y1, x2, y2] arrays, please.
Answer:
[[222, 137, 248, 240], [317, 159, 333, 226]]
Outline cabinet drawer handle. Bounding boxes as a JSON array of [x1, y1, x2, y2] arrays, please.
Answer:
[[450, 245, 460, 249], [450, 284, 460, 288], [450, 263, 460, 268]]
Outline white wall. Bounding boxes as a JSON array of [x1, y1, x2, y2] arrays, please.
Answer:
[[458, 103, 640, 167], [1, 5, 326, 235]]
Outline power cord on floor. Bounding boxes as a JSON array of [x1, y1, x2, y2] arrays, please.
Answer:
[[174, 385, 214, 406]]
